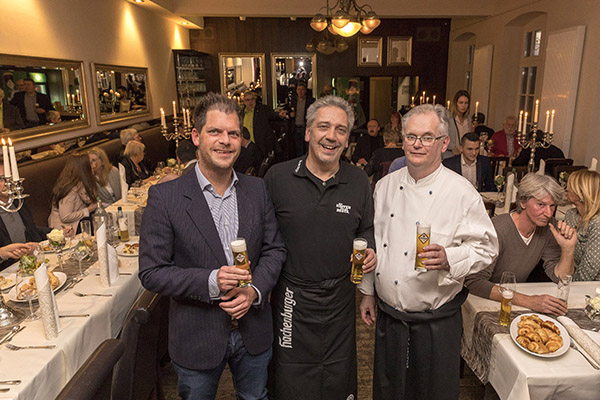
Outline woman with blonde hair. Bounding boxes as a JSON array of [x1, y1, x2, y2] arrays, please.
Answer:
[[121, 140, 151, 185], [565, 169, 600, 281], [48, 152, 98, 230], [88, 147, 121, 205], [446, 90, 471, 158]]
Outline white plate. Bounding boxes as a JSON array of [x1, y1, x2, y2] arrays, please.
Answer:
[[0, 273, 15, 291], [116, 238, 140, 257], [39, 239, 74, 253], [510, 313, 570, 358], [6, 272, 67, 302]]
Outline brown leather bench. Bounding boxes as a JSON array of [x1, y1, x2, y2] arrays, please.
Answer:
[[19, 124, 171, 227]]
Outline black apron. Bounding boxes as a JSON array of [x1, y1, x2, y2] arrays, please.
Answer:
[[269, 272, 357, 400]]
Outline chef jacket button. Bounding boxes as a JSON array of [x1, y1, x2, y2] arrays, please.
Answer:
[[376, 272, 380, 277], [383, 243, 387, 248], [404, 251, 408, 256], [429, 190, 433, 195], [400, 186, 404, 190], [394, 280, 398, 285], [390, 213, 394, 217]]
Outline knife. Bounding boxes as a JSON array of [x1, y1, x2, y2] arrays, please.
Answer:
[[0, 388, 10, 393], [59, 314, 90, 318], [0, 326, 25, 345], [0, 380, 21, 385], [0, 327, 17, 345]]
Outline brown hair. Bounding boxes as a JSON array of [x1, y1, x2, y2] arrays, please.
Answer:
[[87, 147, 111, 186], [451, 89, 470, 119], [51, 152, 97, 208]]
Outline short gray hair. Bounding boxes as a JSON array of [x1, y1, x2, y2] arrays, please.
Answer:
[[516, 173, 566, 211], [383, 129, 400, 146], [120, 128, 138, 145], [306, 95, 354, 131], [402, 104, 450, 137]]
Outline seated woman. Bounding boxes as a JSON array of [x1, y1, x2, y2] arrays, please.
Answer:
[[48, 152, 98, 231], [363, 129, 404, 183], [121, 140, 151, 185], [565, 169, 600, 281], [383, 111, 402, 139], [88, 147, 121, 205]]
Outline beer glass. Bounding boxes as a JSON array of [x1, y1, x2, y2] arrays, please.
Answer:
[[350, 238, 368, 284], [557, 274, 572, 304], [231, 238, 252, 287], [415, 224, 431, 271], [499, 271, 516, 326]]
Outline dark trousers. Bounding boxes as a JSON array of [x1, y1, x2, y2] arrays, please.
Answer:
[[293, 125, 306, 157]]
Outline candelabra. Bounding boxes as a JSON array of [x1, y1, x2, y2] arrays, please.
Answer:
[[161, 116, 191, 150], [517, 120, 554, 173], [0, 177, 28, 213]]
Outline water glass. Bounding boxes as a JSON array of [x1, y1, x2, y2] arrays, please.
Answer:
[[16, 272, 40, 321], [80, 220, 92, 243], [557, 274, 572, 303]]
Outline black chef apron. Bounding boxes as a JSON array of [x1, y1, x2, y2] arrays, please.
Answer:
[[268, 271, 357, 400]]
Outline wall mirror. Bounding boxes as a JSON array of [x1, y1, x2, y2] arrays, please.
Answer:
[[270, 53, 317, 107], [358, 37, 383, 67], [219, 53, 266, 102], [0, 53, 89, 144], [91, 63, 150, 125]]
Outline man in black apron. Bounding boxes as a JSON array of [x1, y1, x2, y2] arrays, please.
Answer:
[[265, 95, 376, 400]]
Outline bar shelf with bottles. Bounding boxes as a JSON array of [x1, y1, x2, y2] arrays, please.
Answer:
[[173, 50, 212, 112]]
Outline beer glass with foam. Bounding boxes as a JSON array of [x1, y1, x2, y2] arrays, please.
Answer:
[[415, 224, 430, 271], [351, 238, 368, 284], [499, 271, 516, 326], [231, 238, 252, 287]]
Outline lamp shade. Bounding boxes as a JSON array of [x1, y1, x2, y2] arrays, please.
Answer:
[[363, 11, 381, 29], [332, 10, 349, 28], [327, 24, 339, 35], [360, 23, 373, 34], [332, 18, 361, 37], [310, 14, 327, 32]]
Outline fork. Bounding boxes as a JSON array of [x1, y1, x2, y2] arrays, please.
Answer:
[[5, 343, 56, 350], [570, 341, 600, 369], [73, 291, 112, 297]]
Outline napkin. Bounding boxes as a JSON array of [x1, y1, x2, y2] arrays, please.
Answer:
[[34, 263, 61, 339], [499, 173, 515, 214], [119, 163, 128, 203], [108, 245, 120, 284], [537, 159, 546, 175], [511, 181, 518, 204], [97, 222, 110, 287], [557, 316, 600, 365], [590, 157, 598, 172]]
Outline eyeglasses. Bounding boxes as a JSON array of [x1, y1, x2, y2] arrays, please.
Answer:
[[403, 134, 446, 147]]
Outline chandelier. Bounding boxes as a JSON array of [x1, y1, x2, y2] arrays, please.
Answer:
[[310, 0, 381, 38]]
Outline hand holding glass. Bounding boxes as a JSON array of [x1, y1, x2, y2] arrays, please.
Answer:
[[350, 238, 368, 284], [231, 238, 252, 287]]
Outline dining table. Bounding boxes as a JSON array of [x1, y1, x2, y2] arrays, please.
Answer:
[[106, 182, 154, 237], [0, 235, 143, 399], [461, 281, 600, 400]]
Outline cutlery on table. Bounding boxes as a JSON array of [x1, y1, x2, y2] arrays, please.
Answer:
[[0, 388, 10, 393], [570, 341, 600, 369], [59, 314, 90, 318], [94, 272, 133, 276], [0, 380, 21, 385], [0, 326, 25, 345], [5, 343, 56, 351], [63, 277, 83, 292], [73, 291, 112, 297]]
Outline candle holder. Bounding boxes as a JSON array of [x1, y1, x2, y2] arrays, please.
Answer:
[[161, 116, 191, 150], [517, 121, 554, 173], [0, 176, 29, 213]]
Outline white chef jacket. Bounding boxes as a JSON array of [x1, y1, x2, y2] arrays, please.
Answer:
[[359, 164, 498, 312]]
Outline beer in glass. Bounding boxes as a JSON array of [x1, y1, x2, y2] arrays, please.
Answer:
[[351, 238, 368, 284], [415, 224, 430, 271], [231, 238, 252, 287], [499, 271, 516, 326]]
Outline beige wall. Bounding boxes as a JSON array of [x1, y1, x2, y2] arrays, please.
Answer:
[[446, 0, 600, 166], [0, 0, 189, 150]]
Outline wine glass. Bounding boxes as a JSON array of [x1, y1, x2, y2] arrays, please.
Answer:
[[494, 174, 505, 207], [73, 243, 91, 277], [15, 271, 40, 321], [48, 236, 66, 271], [80, 220, 93, 248]]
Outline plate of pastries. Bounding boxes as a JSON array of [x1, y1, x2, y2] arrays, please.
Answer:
[[510, 313, 570, 358], [7, 270, 66, 302]]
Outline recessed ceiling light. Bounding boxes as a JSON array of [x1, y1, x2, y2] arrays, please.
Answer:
[[181, 22, 189, 25], [134, 0, 144, 3]]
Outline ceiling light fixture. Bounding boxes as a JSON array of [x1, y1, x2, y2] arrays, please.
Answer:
[[310, 0, 380, 38], [133, 0, 144, 3], [181, 22, 189, 25]]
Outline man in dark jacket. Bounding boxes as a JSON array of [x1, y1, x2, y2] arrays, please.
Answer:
[[443, 132, 495, 192], [10, 78, 54, 127], [242, 90, 284, 159]]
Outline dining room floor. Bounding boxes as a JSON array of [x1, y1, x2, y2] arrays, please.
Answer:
[[160, 290, 497, 399]]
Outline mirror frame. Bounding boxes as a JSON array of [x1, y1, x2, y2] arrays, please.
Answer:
[[91, 63, 151, 125], [270, 52, 317, 106], [0, 53, 90, 145], [218, 53, 266, 102], [357, 37, 383, 67]]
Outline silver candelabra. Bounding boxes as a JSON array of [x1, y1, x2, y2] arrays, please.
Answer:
[[0, 177, 28, 213], [517, 120, 554, 173], [161, 116, 191, 150]]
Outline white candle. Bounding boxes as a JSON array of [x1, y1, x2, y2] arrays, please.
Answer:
[[550, 109, 555, 133], [426, 97, 429, 104], [160, 108, 166, 128], [475, 101, 479, 116], [187, 109, 191, 127], [7, 139, 19, 181], [544, 110, 550, 132], [523, 112, 528, 133], [447, 100, 451, 110], [1, 139, 10, 178], [71, 94, 75, 104], [518, 110, 523, 132], [172, 101, 177, 118], [422, 91, 426, 102], [432, 95, 436, 104], [66, 93, 70, 106], [533, 100, 539, 124], [420, 96, 423, 104], [76, 89, 80, 103], [411, 96, 415, 106]]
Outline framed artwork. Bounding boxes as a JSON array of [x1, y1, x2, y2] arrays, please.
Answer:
[[387, 36, 413, 66], [357, 37, 382, 67]]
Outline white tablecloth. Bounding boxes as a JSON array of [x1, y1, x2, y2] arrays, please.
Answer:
[[106, 199, 140, 237], [0, 254, 142, 399], [462, 281, 600, 400]]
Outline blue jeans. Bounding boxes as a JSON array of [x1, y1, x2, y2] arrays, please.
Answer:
[[173, 329, 272, 400]]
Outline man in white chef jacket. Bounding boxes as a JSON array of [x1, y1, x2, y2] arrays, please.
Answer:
[[359, 103, 499, 400]]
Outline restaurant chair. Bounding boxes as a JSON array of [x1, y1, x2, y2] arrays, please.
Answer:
[[483, 201, 496, 218], [55, 339, 125, 400], [111, 290, 169, 400], [544, 158, 573, 178], [489, 156, 509, 176], [555, 164, 587, 180], [502, 166, 528, 182]]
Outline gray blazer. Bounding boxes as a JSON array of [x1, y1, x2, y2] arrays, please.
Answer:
[[96, 167, 122, 205], [138, 170, 286, 370]]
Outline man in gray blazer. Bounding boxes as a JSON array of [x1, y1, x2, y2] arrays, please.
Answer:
[[139, 93, 285, 400]]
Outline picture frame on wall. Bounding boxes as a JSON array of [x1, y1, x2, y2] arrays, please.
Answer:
[[357, 37, 383, 67], [387, 36, 413, 66]]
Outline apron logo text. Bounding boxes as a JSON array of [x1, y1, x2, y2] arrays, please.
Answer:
[[278, 286, 295, 349]]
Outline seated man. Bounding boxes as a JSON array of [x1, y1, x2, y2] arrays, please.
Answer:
[[465, 173, 576, 315], [351, 119, 383, 167], [443, 132, 495, 192], [363, 129, 404, 183], [490, 116, 520, 157]]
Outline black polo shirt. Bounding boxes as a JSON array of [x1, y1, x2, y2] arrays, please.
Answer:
[[264, 157, 375, 281]]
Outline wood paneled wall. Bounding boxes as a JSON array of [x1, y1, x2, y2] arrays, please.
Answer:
[[190, 17, 450, 112]]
